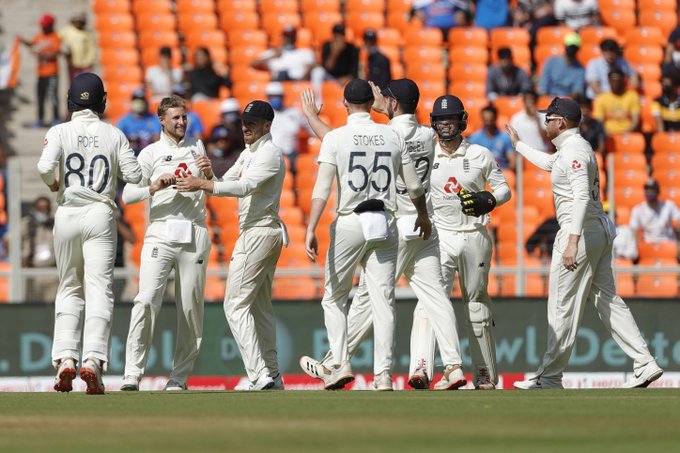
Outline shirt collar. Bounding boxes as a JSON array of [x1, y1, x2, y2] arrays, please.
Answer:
[[551, 127, 579, 148], [347, 112, 373, 124], [160, 131, 185, 147], [437, 138, 468, 157], [388, 113, 418, 128], [246, 132, 272, 152], [71, 110, 100, 121]]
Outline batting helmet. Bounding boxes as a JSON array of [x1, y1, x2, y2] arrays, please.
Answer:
[[68, 73, 107, 114]]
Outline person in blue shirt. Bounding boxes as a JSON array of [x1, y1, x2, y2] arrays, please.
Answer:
[[468, 104, 515, 169], [585, 39, 639, 100], [413, 0, 472, 40], [117, 89, 161, 155], [538, 33, 586, 98], [475, 0, 509, 30]]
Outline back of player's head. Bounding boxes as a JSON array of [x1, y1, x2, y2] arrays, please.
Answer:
[[382, 78, 419, 114], [68, 72, 106, 114], [344, 79, 374, 105]]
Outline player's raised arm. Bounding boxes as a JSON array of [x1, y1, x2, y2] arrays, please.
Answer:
[[506, 124, 556, 171], [301, 88, 332, 140]]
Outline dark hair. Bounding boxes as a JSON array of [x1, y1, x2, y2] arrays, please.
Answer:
[[497, 47, 512, 60], [482, 104, 498, 116], [522, 90, 538, 100], [573, 93, 591, 108], [608, 68, 625, 79], [600, 39, 620, 52]]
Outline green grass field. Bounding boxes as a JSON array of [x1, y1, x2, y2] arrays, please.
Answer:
[[1, 390, 679, 452]]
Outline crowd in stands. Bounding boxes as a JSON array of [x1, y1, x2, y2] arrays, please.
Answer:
[[4, 0, 680, 300]]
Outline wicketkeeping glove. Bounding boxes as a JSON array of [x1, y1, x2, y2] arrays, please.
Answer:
[[458, 187, 497, 217]]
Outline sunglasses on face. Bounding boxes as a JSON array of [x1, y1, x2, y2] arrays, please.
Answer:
[[544, 116, 563, 124]]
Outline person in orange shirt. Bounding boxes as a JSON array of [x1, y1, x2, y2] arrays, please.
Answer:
[[20, 14, 61, 127]]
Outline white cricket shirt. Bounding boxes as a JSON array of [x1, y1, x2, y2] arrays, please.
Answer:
[[390, 114, 436, 218], [629, 200, 680, 243], [517, 128, 606, 234], [38, 109, 142, 208], [318, 112, 411, 215], [214, 133, 285, 230], [430, 139, 511, 231]]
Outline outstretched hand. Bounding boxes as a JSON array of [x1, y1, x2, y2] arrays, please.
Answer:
[[505, 124, 520, 148], [301, 89, 322, 119], [368, 80, 388, 115]]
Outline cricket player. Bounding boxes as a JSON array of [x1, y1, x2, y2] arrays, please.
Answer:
[[299, 80, 467, 391], [506, 97, 663, 389], [177, 100, 286, 391], [37, 73, 142, 394], [412, 95, 512, 390], [304, 79, 432, 391], [121, 95, 211, 391]]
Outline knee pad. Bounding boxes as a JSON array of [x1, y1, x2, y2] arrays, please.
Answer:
[[467, 300, 493, 337], [466, 300, 498, 384]]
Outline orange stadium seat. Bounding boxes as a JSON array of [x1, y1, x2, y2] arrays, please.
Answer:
[[261, 12, 302, 37], [616, 272, 636, 297], [639, 11, 678, 36], [345, 0, 386, 12], [651, 150, 680, 170], [301, 0, 341, 12], [386, 10, 416, 32], [99, 48, 139, 67], [140, 46, 182, 68], [93, 0, 130, 14], [106, 82, 141, 102], [642, 80, 662, 99], [534, 44, 564, 68], [95, 13, 134, 32], [661, 185, 680, 204], [490, 45, 531, 68], [614, 185, 645, 209], [102, 64, 143, 85], [601, 9, 636, 34], [639, 96, 657, 133], [624, 27, 666, 47], [228, 29, 269, 48], [638, 0, 677, 10], [98, 31, 136, 49], [449, 46, 489, 65], [185, 30, 226, 49], [403, 46, 444, 65], [403, 27, 443, 47], [624, 46, 664, 66], [448, 63, 488, 84], [138, 30, 179, 49], [611, 151, 647, 172], [104, 99, 131, 121], [228, 46, 267, 66], [176, 0, 215, 13], [614, 169, 649, 188], [231, 81, 267, 104], [135, 13, 176, 32], [449, 81, 486, 98], [185, 46, 228, 67], [406, 62, 446, 82], [217, 0, 257, 13], [231, 65, 271, 85], [490, 27, 531, 49], [638, 241, 678, 261], [579, 26, 619, 47], [132, 0, 172, 15], [493, 96, 524, 119], [191, 100, 222, 135], [346, 12, 385, 37], [220, 11, 259, 32], [577, 44, 603, 67], [536, 26, 572, 46], [375, 28, 404, 47], [448, 27, 488, 48], [303, 12, 344, 44], [636, 64, 662, 84], [178, 13, 219, 34], [387, 0, 413, 11], [270, 27, 313, 48], [655, 168, 680, 187], [259, 0, 299, 14], [606, 132, 646, 153], [636, 275, 679, 297], [651, 131, 680, 153]]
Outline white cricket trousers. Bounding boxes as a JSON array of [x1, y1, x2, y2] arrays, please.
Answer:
[[534, 226, 655, 382], [224, 225, 283, 383], [411, 227, 497, 383], [124, 224, 210, 384], [322, 213, 399, 375], [320, 228, 463, 376], [51, 203, 116, 369]]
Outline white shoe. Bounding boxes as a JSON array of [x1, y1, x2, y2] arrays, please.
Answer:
[[325, 361, 354, 390], [434, 364, 467, 390], [235, 372, 275, 391], [234, 380, 253, 391], [80, 359, 105, 395], [514, 376, 563, 390], [407, 366, 430, 390], [373, 371, 393, 391], [622, 362, 664, 388], [54, 358, 76, 393], [474, 367, 496, 390], [272, 373, 285, 390], [164, 379, 187, 391], [120, 375, 140, 391], [299, 356, 332, 383]]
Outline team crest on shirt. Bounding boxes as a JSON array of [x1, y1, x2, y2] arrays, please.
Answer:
[[571, 160, 582, 170], [151, 247, 159, 258], [463, 158, 470, 173], [444, 176, 460, 194], [43, 138, 48, 148]]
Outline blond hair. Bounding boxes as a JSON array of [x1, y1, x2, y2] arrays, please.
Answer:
[[157, 94, 186, 117]]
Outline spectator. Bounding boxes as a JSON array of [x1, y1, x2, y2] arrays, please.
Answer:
[[576, 95, 606, 154], [585, 39, 639, 100], [206, 125, 240, 177], [251, 26, 316, 81], [212, 97, 244, 153], [613, 224, 639, 261], [185, 47, 232, 101], [663, 25, 680, 83], [266, 81, 312, 170], [172, 84, 204, 140], [554, 0, 599, 30], [538, 33, 586, 98], [468, 104, 516, 169], [525, 216, 560, 261], [413, 0, 473, 39], [512, 0, 556, 46], [629, 179, 680, 246], [145, 46, 183, 101], [593, 68, 640, 135], [21, 196, 58, 302], [312, 23, 359, 88], [117, 89, 161, 154], [510, 91, 550, 152], [651, 75, 680, 132], [475, 0, 509, 31], [362, 28, 391, 90], [486, 47, 532, 101], [20, 14, 61, 127], [58, 12, 95, 81]]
